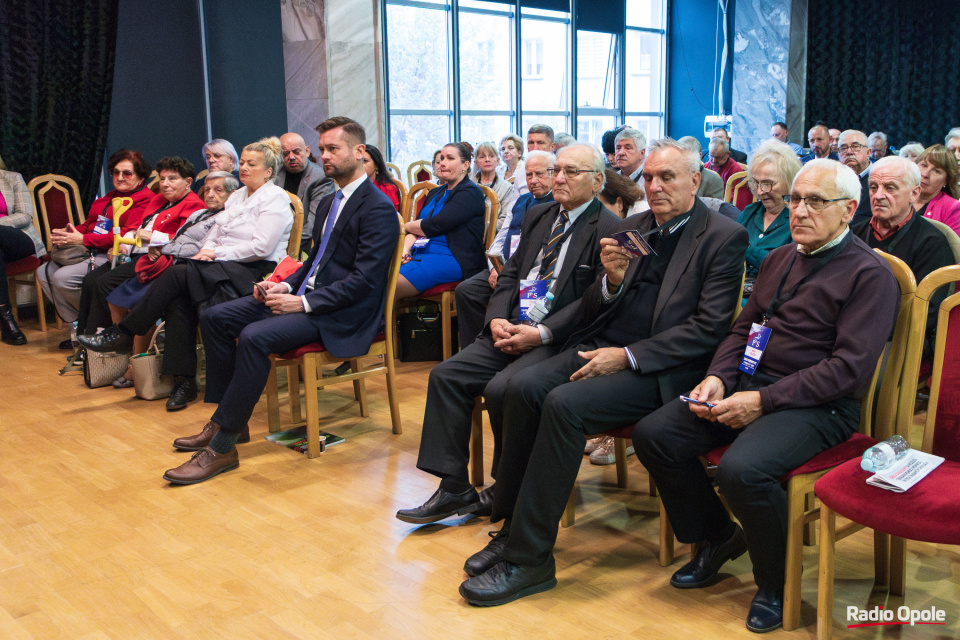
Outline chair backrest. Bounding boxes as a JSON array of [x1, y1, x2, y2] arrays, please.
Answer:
[[897, 265, 960, 460], [858, 251, 917, 439], [724, 171, 755, 210], [926, 218, 960, 264], [27, 174, 85, 250], [477, 184, 501, 251], [286, 191, 305, 259], [407, 160, 433, 186], [147, 170, 160, 193], [391, 176, 408, 213], [195, 169, 209, 186], [382, 213, 407, 359], [403, 181, 436, 223], [386, 163, 402, 183]]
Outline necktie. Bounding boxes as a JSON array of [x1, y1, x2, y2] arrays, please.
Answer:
[[296, 190, 343, 295], [537, 209, 570, 281]]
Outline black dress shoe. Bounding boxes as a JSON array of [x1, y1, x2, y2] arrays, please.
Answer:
[[395, 487, 481, 524], [670, 524, 747, 589], [459, 557, 557, 606], [464, 529, 509, 577], [0, 304, 26, 345], [59, 338, 74, 350], [746, 588, 783, 633], [77, 325, 133, 353], [166, 377, 198, 412], [474, 484, 495, 518]]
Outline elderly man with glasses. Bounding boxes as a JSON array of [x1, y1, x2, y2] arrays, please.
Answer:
[[632, 158, 899, 633], [396, 143, 619, 526], [837, 129, 873, 221]]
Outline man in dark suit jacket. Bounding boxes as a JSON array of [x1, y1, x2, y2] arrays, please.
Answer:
[[275, 132, 335, 255], [458, 138, 749, 607], [162, 117, 397, 485], [395, 144, 619, 525]]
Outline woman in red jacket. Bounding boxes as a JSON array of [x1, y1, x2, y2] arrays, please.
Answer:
[[37, 149, 154, 337]]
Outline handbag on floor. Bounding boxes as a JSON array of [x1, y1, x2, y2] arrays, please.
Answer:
[[131, 322, 174, 400], [83, 349, 130, 389]]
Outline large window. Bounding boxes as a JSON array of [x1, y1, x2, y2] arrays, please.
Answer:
[[383, 0, 665, 170]]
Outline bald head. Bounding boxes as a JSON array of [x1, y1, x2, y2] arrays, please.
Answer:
[[280, 132, 311, 173]]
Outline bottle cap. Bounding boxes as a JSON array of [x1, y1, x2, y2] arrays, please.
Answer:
[[860, 458, 875, 472]]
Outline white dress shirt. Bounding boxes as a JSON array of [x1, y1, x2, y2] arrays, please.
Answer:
[[201, 182, 292, 263]]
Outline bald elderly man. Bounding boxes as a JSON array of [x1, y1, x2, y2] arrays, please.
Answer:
[[276, 132, 335, 254]]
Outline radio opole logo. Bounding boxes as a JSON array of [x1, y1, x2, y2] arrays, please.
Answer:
[[847, 605, 946, 628]]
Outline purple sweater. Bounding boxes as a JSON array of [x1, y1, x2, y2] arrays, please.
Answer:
[[708, 233, 899, 413]]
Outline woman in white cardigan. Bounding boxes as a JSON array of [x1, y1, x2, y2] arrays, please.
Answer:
[[0, 160, 46, 345]]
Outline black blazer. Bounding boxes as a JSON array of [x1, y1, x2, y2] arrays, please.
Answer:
[[565, 198, 749, 402], [284, 178, 398, 358], [418, 178, 486, 279], [484, 198, 619, 331]]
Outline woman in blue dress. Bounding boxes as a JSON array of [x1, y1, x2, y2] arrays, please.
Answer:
[[396, 142, 486, 299]]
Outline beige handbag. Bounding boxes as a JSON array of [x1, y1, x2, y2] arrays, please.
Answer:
[[83, 350, 130, 389], [131, 323, 174, 400]]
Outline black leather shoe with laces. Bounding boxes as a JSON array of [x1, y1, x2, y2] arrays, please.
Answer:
[[395, 487, 481, 524], [464, 529, 509, 577], [77, 325, 133, 353], [166, 377, 198, 412], [746, 588, 783, 633], [670, 524, 747, 589], [459, 557, 557, 606]]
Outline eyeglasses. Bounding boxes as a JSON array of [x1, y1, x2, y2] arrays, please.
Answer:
[[746, 179, 777, 193], [838, 143, 866, 154], [547, 166, 600, 178], [526, 170, 549, 180], [787, 195, 850, 211], [111, 169, 134, 178]]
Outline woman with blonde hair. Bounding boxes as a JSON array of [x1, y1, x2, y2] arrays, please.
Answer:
[[473, 141, 516, 231], [496, 133, 525, 185], [914, 144, 960, 236]]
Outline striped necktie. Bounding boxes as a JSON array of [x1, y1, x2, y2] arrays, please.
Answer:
[[537, 209, 570, 280]]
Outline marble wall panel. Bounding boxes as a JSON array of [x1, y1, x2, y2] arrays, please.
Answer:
[[281, 0, 329, 146]]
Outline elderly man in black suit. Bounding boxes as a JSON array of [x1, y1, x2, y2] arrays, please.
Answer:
[[161, 116, 398, 485], [396, 143, 619, 525], [458, 138, 749, 606], [276, 132, 335, 255]]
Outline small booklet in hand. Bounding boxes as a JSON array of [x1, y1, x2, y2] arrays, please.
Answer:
[[611, 230, 656, 258], [865, 449, 944, 493]]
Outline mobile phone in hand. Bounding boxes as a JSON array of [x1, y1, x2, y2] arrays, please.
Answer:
[[679, 395, 716, 408], [253, 281, 268, 299]]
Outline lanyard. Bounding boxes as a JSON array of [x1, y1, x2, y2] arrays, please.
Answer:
[[641, 210, 692, 240], [763, 233, 849, 324]]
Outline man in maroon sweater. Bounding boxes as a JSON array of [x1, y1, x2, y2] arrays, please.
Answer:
[[634, 158, 900, 633]]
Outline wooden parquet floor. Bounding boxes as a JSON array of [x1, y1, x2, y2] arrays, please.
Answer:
[[0, 323, 957, 639]]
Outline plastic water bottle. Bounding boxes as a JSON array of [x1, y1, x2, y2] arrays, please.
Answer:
[[860, 435, 911, 472], [524, 292, 555, 326]]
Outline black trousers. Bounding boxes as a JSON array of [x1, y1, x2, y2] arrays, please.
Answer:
[[0, 226, 35, 305], [633, 394, 859, 591], [200, 295, 323, 434], [77, 257, 143, 334], [495, 346, 664, 566], [415, 334, 559, 484], [454, 269, 494, 349]]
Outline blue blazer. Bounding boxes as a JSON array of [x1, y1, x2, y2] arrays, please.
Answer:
[[284, 178, 398, 358], [418, 178, 486, 279]]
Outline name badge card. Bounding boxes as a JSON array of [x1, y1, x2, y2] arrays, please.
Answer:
[[93, 214, 112, 235], [611, 230, 656, 258], [739, 323, 771, 375], [518, 279, 549, 323], [412, 236, 430, 251]]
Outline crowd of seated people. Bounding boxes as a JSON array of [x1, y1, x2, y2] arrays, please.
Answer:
[[5, 111, 960, 637]]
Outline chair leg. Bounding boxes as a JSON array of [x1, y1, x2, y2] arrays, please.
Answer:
[[469, 399, 484, 487], [873, 530, 890, 587], [303, 355, 322, 458], [817, 504, 837, 640], [658, 501, 675, 566], [441, 294, 453, 361], [560, 487, 575, 528], [614, 438, 628, 488], [266, 361, 281, 433], [647, 473, 658, 497], [34, 277, 46, 332], [783, 483, 805, 630], [351, 359, 369, 417], [385, 353, 402, 435], [8, 280, 17, 322], [804, 493, 818, 546], [288, 364, 301, 425], [889, 536, 906, 596]]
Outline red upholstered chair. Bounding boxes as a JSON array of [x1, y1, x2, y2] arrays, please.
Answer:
[[407, 160, 433, 187], [815, 264, 960, 640], [263, 213, 405, 458], [664, 250, 916, 631], [724, 171, 756, 211], [27, 174, 86, 330]]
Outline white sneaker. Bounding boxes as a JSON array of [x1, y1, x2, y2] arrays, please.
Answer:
[[589, 436, 634, 465], [584, 436, 605, 454]]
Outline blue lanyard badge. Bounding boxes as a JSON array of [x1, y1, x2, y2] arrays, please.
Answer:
[[739, 322, 772, 375], [93, 214, 112, 234], [518, 279, 550, 324]]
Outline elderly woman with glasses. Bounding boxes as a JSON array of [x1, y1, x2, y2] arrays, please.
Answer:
[[737, 139, 802, 286]]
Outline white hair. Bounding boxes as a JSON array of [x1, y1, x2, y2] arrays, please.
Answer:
[[525, 149, 556, 167], [868, 131, 888, 146], [554, 133, 576, 150], [677, 135, 702, 156], [201, 139, 240, 172], [838, 129, 868, 146], [795, 158, 862, 204], [872, 155, 921, 189], [615, 127, 647, 151], [559, 143, 606, 189], [709, 137, 730, 154], [204, 170, 240, 193], [748, 139, 802, 188], [945, 128, 960, 146], [899, 143, 924, 159], [647, 138, 701, 174]]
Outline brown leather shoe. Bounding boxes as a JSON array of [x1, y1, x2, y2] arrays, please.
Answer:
[[173, 421, 250, 451], [163, 447, 239, 485]]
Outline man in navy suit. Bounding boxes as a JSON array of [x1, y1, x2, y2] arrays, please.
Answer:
[[163, 116, 398, 485]]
